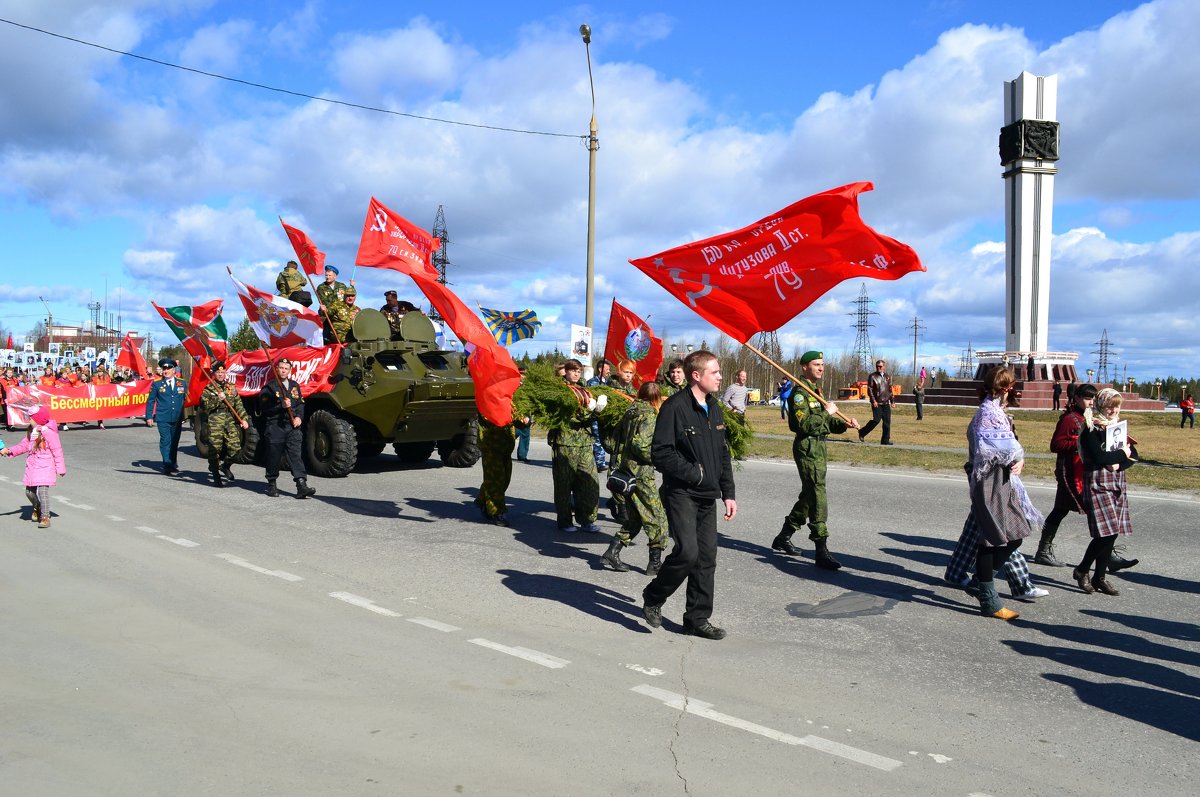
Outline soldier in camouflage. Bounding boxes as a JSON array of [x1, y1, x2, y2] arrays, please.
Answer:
[[379, 290, 417, 340], [200, 361, 249, 487], [772, 351, 859, 570], [325, 286, 359, 343], [659, 359, 686, 398], [550, 359, 606, 532], [315, 265, 351, 308], [477, 418, 516, 526], [276, 260, 307, 298], [602, 381, 668, 574]]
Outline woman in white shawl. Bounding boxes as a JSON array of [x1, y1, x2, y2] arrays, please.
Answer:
[[966, 367, 1041, 620]]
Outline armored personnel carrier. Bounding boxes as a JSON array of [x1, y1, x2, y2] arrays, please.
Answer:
[[194, 308, 480, 477]]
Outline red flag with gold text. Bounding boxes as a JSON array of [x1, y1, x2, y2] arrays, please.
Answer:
[[629, 182, 924, 343]]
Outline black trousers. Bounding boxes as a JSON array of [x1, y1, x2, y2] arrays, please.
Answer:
[[860, 402, 892, 443], [643, 489, 718, 628], [264, 422, 306, 481]]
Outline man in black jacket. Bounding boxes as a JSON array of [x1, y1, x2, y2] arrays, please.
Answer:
[[642, 350, 737, 640]]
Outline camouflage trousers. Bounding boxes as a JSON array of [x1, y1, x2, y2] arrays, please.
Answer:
[[615, 475, 666, 549], [478, 423, 515, 517], [207, 412, 243, 469], [783, 438, 830, 541], [552, 444, 598, 527]]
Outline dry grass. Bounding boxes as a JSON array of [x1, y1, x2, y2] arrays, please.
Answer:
[[745, 403, 1200, 493]]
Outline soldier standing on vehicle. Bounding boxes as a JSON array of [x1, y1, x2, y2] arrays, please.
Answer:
[[315, 265, 351, 308], [276, 259, 307, 299], [144, 358, 188, 476], [259, 358, 316, 499], [772, 351, 860, 570], [201, 362, 249, 487]]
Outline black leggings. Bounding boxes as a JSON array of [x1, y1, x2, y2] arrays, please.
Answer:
[[1042, 504, 1070, 536], [1077, 536, 1118, 581], [976, 540, 1022, 582]]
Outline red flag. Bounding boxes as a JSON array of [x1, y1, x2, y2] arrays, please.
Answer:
[[629, 182, 924, 343], [354, 196, 440, 277], [184, 354, 213, 409], [4, 334, 11, 349], [115, 333, 148, 376], [280, 218, 327, 276], [604, 300, 664, 388]]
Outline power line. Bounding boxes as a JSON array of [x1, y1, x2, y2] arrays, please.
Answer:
[[0, 17, 581, 140]]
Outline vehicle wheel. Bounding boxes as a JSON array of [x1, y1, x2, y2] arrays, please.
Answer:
[[304, 409, 358, 477], [437, 418, 480, 468], [393, 440, 436, 464], [238, 423, 261, 465], [193, 414, 211, 459], [358, 439, 388, 459]]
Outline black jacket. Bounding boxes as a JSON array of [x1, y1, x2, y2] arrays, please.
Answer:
[[652, 387, 735, 501], [260, 379, 305, 425]]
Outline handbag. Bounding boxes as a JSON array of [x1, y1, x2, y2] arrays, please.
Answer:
[[606, 466, 637, 496]]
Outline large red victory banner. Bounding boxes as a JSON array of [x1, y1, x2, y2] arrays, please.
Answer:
[[223, 345, 344, 398], [5, 383, 152, 425], [355, 197, 440, 276], [629, 182, 925, 343]]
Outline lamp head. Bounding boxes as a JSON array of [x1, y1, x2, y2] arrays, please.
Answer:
[[580, 24, 591, 44]]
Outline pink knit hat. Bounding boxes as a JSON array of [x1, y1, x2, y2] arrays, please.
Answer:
[[29, 406, 51, 426]]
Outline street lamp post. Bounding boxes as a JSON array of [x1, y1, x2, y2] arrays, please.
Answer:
[[580, 24, 599, 334], [1155, 379, 1162, 400], [1086, 368, 1095, 383]]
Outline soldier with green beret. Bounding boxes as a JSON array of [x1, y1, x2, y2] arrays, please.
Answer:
[[276, 260, 307, 298], [602, 381, 668, 574], [772, 350, 860, 570], [200, 361, 249, 487]]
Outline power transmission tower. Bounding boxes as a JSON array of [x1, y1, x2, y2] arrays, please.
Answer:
[[88, 301, 102, 332], [907, 314, 927, 377], [957, 340, 975, 379], [430, 205, 450, 322], [753, 330, 782, 393], [848, 284, 877, 379], [1092, 329, 1111, 384]]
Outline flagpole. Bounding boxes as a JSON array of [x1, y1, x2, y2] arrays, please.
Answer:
[[257, 340, 299, 426], [743, 342, 858, 426], [304, 272, 344, 346], [188, 354, 247, 426]]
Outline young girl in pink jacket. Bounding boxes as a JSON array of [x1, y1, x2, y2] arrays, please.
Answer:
[[3, 406, 66, 528]]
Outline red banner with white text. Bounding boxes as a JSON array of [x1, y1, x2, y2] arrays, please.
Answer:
[[5, 383, 152, 425], [223, 345, 344, 398]]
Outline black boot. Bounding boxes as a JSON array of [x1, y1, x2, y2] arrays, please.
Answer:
[[210, 467, 224, 488], [220, 462, 234, 481], [814, 538, 842, 570], [603, 538, 630, 572], [1033, 528, 1067, 567], [295, 478, 316, 499], [771, 524, 799, 556], [647, 548, 663, 576], [1107, 545, 1139, 573], [266, 479, 279, 497]]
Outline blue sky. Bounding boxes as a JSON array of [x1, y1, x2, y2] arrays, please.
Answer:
[[1, 0, 1198, 381]]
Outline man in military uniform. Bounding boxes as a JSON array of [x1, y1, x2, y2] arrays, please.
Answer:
[[276, 259, 308, 299], [201, 361, 249, 487], [602, 382, 667, 574], [550, 359, 604, 533], [259, 358, 316, 499], [325, 286, 359, 344], [315, 265, 351, 308], [476, 418, 516, 526], [144, 358, 189, 475], [772, 351, 859, 570], [379, 290, 417, 340]]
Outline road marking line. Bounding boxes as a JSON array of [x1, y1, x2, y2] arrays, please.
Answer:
[[329, 592, 401, 617], [215, 553, 303, 582], [407, 617, 460, 632], [623, 663, 665, 676], [468, 638, 569, 669], [631, 685, 902, 772], [157, 536, 200, 548], [106, 515, 125, 522], [135, 525, 161, 534]]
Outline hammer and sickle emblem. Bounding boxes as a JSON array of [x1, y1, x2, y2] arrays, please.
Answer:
[[667, 269, 713, 308], [370, 210, 388, 234]]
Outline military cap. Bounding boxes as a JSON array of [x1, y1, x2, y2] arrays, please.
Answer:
[[384, 289, 398, 297], [159, 358, 178, 369], [212, 361, 227, 371], [275, 357, 292, 367], [325, 264, 339, 276], [286, 259, 299, 269], [345, 286, 357, 297], [800, 350, 823, 365]]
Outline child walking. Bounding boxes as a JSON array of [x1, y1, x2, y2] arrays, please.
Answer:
[[3, 406, 67, 528]]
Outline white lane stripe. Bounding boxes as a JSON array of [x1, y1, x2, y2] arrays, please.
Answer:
[[135, 525, 161, 534], [407, 617, 460, 633], [107, 515, 125, 522], [215, 553, 303, 582], [157, 536, 200, 548], [467, 638, 569, 669], [329, 592, 401, 617], [631, 685, 902, 772]]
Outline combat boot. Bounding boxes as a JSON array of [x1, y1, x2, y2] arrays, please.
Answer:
[[771, 524, 799, 556], [814, 538, 842, 570], [647, 548, 663, 576], [266, 479, 279, 497], [210, 467, 224, 488], [603, 538, 630, 572], [295, 478, 316, 499], [1033, 528, 1066, 567], [220, 462, 234, 481]]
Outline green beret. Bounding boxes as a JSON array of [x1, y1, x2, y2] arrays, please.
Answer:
[[800, 350, 823, 365]]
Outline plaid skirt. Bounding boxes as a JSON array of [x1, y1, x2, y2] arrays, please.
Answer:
[[1083, 466, 1131, 538]]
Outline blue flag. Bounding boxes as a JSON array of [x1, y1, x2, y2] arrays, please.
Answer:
[[480, 307, 541, 346]]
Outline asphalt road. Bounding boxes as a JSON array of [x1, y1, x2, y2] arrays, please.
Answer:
[[2, 420, 1197, 796]]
